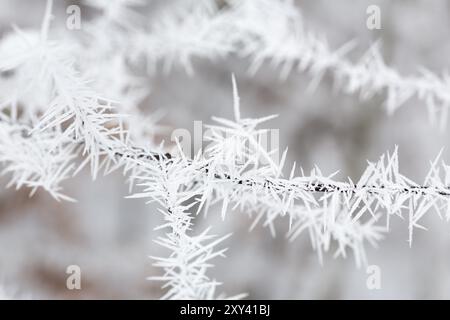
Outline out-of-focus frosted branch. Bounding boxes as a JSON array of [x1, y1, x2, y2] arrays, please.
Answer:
[[0, 121, 76, 201], [125, 0, 450, 126], [228, 0, 450, 126]]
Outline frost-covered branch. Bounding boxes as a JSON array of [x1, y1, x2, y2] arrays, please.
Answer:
[[126, 0, 450, 126], [0, 5, 127, 179], [227, 0, 450, 126], [0, 12, 447, 266], [120, 78, 450, 266], [0, 121, 76, 201], [129, 153, 243, 299], [2, 0, 450, 299]]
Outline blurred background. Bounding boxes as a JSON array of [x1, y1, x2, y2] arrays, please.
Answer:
[[1, 0, 450, 299]]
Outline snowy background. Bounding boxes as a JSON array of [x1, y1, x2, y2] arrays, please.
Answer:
[[1, 0, 450, 299]]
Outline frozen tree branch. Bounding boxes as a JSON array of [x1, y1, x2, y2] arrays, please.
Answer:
[[228, 0, 450, 126], [126, 0, 450, 126], [129, 152, 245, 299], [121, 78, 450, 266], [1, 0, 450, 299], [0, 121, 76, 201]]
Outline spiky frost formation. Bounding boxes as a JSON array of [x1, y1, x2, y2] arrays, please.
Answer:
[[127, 0, 450, 126], [129, 153, 246, 299], [1, 0, 450, 300]]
